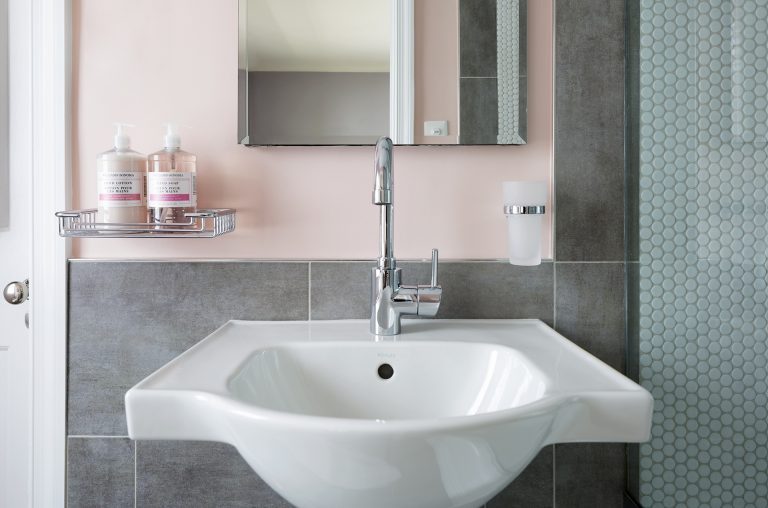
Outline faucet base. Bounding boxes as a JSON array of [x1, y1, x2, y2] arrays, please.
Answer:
[[370, 267, 442, 335], [370, 267, 412, 336]]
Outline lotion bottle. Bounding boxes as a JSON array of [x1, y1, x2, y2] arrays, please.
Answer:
[[147, 124, 197, 223], [97, 124, 147, 223]]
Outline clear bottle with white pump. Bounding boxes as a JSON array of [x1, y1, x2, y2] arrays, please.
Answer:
[[147, 124, 197, 224], [97, 124, 147, 224]]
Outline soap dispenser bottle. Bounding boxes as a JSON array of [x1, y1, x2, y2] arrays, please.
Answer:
[[147, 124, 197, 224], [96, 123, 147, 224]]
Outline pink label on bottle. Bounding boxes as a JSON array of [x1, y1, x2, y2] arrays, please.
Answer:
[[98, 172, 144, 207], [149, 194, 190, 202], [147, 172, 196, 208], [100, 193, 141, 201]]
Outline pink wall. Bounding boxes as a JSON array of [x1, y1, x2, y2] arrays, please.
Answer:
[[414, 0, 459, 145], [72, 0, 553, 260]]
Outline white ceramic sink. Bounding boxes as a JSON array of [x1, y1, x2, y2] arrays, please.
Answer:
[[126, 319, 652, 508]]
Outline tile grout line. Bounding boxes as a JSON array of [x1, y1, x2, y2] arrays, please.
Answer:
[[64, 437, 68, 506], [68, 434, 130, 439], [554, 260, 629, 264], [70, 258, 550, 264], [553, 262, 557, 330], [134, 440, 138, 508], [552, 8, 558, 344], [553, 445, 557, 507], [308, 262, 312, 321]]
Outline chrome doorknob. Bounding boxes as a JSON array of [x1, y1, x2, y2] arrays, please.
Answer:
[[3, 279, 29, 305]]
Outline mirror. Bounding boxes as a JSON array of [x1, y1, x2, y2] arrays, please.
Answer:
[[238, 0, 527, 146]]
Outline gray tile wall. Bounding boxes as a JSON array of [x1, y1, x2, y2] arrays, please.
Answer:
[[67, 260, 625, 508], [136, 441, 290, 508], [554, 0, 630, 506], [67, 0, 630, 505]]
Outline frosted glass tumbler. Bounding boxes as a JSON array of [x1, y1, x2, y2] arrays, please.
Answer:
[[503, 181, 547, 266]]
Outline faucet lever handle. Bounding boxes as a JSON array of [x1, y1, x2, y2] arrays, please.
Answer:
[[415, 249, 442, 319], [430, 248, 439, 287]]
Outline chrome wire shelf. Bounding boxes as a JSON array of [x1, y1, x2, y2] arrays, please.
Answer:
[[55, 208, 236, 238]]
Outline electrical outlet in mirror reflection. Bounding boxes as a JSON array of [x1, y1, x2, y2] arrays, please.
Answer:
[[423, 121, 448, 137]]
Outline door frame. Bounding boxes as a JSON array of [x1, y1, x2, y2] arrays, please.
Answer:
[[26, 0, 70, 505]]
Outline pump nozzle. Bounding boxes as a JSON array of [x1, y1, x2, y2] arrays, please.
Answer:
[[164, 123, 181, 149], [113, 122, 135, 150]]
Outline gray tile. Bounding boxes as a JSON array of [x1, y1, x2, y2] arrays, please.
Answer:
[[402, 261, 554, 323], [554, 137, 625, 262], [626, 443, 639, 506], [555, 443, 626, 508], [554, 263, 625, 372], [67, 438, 134, 508], [136, 441, 291, 508], [460, 0, 497, 77], [311, 261, 374, 319], [68, 261, 309, 436], [313, 261, 553, 323], [487, 446, 553, 507], [460, 78, 499, 145], [624, 0, 640, 263], [555, 0, 625, 261]]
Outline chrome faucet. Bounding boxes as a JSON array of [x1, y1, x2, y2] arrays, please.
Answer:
[[370, 137, 442, 336]]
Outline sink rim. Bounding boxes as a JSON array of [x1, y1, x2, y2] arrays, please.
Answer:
[[126, 319, 652, 436]]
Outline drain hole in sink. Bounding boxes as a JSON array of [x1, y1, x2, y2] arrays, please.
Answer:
[[377, 363, 394, 380]]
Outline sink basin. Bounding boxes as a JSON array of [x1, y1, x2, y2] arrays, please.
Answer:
[[229, 341, 547, 420], [126, 319, 652, 508]]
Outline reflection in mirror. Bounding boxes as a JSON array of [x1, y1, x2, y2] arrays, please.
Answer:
[[238, 0, 526, 146]]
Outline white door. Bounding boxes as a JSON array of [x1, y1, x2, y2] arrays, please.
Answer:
[[0, 0, 33, 505]]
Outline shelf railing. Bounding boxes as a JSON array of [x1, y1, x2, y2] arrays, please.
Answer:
[[55, 208, 236, 238]]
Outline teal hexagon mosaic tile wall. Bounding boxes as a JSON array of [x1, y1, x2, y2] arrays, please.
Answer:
[[639, 0, 768, 506]]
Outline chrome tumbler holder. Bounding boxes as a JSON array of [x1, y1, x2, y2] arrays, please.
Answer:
[[503, 205, 546, 215]]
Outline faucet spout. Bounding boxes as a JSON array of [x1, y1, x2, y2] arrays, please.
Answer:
[[373, 137, 395, 270]]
